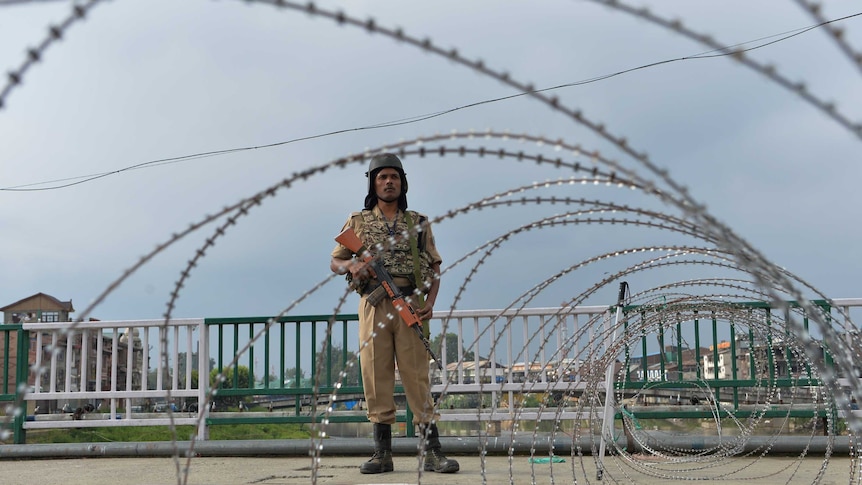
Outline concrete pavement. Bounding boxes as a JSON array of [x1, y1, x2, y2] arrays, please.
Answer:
[[0, 454, 857, 485], [1, 436, 858, 484]]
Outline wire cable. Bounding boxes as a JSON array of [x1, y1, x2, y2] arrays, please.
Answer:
[[1, 11, 859, 192]]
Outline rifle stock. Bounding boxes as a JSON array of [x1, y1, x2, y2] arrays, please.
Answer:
[[334, 227, 368, 257], [335, 227, 422, 328]]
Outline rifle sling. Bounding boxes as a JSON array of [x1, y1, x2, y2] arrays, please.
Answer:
[[404, 211, 430, 340]]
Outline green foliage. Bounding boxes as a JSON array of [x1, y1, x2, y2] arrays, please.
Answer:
[[282, 366, 309, 388], [431, 332, 474, 364], [210, 365, 253, 407], [209, 423, 309, 440], [25, 424, 310, 444], [437, 392, 493, 410], [211, 365, 253, 389], [318, 342, 360, 387], [522, 393, 542, 407], [284, 367, 305, 382]]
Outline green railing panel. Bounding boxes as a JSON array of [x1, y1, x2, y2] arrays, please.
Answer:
[[615, 299, 848, 420], [620, 378, 823, 389], [208, 415, 375, 425], [616, 408, 829, 420], [0, 324, 27, 444], [201, 314, 411, 430], [2, 326, 11, 398], [14, 327, 28, 443]]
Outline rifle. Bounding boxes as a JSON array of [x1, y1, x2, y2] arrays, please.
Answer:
[[335, 226, 443, 371]]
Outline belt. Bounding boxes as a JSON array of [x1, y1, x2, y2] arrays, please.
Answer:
[[362, 281, 419, 306], [361, 276, 415, 295], [361, 282, 417, 297]]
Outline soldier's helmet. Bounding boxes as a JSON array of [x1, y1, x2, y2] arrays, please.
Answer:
[[365, 153, 408, 210]]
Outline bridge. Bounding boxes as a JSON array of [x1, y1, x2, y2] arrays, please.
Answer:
[[2, 299, 861, 444]]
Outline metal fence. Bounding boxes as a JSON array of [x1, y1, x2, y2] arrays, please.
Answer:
[[21, 318, 208, 436], [0, 323, 28, 444], [1, 300, 859, 444]]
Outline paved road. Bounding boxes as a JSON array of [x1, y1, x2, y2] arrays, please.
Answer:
[[0, 454, 856, 485]]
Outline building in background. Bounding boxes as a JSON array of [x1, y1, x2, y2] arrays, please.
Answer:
[[1, 292, 74, 325], [1, 293, 142, 413], [1, 293, 76, 410]]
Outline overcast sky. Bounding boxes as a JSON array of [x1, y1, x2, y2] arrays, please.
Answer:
[[0, 0, 860, 322]]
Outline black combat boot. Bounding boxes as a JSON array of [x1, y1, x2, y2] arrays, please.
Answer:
[[420, 423, 460, 473], [360, 423, 394, 474]]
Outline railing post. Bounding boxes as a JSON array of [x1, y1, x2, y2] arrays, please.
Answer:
[[198, 320, 209, 440], [14, 325, 29, 444], [598, 282, 627, 481], [405, 406, 414, 437]]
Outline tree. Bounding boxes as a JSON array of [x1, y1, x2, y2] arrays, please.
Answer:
[[431, 332, 474, 365], [210, 365, 253, 389], [283, 367, 307, 386], [317, 342, 361, 387], [209, 365, 252, 408]]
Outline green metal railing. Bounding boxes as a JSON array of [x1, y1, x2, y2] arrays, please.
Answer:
[[202, 314, 415, 431], [616, 300, 841, 426], [200, 301, 852, 432], [0, 324, 28, 444]]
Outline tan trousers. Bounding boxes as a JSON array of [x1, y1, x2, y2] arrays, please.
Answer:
[[359, 295, 437, 425]]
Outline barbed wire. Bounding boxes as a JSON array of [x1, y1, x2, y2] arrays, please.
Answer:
[[586, 0, 862, 138], [3, 2, 861, 485], [793, 0, 862, 74], [2, 4, 860, 191], [0, 0, 104, 110], [8, 129, 860, 483]]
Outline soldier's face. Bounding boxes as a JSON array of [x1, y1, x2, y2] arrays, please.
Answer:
[[375, 168, 402, 203]]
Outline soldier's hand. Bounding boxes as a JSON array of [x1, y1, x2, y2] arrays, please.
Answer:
[[349, 259, 374, 281], [417, 302, 433, 321]]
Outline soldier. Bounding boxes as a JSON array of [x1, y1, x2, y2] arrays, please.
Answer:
[[330, 153, 459, 474]]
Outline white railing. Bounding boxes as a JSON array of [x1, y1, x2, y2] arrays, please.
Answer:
[[429, 305, 610, 422], [23, 318, 209, 438]]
